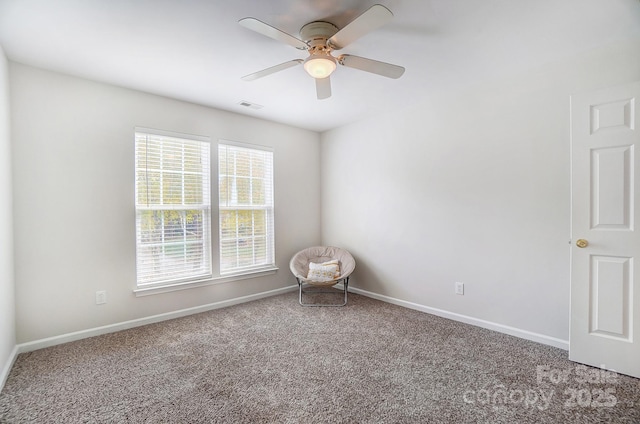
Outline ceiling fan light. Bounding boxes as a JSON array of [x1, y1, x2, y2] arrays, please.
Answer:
[[303, 55, 337, 79]]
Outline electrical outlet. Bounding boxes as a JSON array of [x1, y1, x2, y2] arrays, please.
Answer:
[[455, 282, 464, 295], [95, 290, 107, 305]]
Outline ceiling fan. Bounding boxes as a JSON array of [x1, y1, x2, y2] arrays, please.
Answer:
[[239, 4, 405, 100]]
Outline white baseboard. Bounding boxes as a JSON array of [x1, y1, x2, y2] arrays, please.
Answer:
[[16, 285, 298, 354], [347, 286, 569, 351], [1, 345, 19, 393]]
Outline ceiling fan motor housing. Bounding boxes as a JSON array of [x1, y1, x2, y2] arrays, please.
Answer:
[[299, 21, 339, 49]]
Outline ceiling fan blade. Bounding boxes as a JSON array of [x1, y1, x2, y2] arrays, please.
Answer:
[[338, 54, 405, 79], [242, 59, 303, 81], [316, 77, 331, 100], [239, 18, 308, 50], [328, 4, 393, 50]]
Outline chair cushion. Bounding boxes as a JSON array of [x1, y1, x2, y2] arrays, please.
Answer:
[[307, 260, 340, 282]]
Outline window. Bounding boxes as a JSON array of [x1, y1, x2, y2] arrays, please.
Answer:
[[218, 142, 275, 274], [135, 130, 211, 286]]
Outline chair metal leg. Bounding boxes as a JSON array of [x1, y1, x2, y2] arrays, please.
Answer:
[[298, 277, 348, 307]]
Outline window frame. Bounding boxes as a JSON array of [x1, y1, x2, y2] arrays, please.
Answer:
[[218, 140, 276, 276], [134, 128, 213, 289], [133, 130, 278, 297]]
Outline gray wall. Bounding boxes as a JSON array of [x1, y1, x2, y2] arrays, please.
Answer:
[[0, 45, 15, 386], [10, 63, 321, 343], [320, 39, 640, 343]]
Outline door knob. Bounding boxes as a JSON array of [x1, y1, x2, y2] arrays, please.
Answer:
[[576, 239, 589, 248]]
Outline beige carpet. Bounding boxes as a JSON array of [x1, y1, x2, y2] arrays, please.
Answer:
[[1, 291, 639, 423]]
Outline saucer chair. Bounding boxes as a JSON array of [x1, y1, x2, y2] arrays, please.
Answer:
[[289, 246, 356, 306]]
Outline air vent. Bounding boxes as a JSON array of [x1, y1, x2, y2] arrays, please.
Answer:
[[238, 100, 263, 110]]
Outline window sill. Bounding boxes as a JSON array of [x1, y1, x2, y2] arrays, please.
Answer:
[[133, 266, 279, 297]]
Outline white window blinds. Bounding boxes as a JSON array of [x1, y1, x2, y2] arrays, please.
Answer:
[[135, 131, 212, 285], [218, 143, 275, 274]]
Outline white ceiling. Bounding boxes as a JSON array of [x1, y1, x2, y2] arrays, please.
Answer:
[[1, 0, 639, 132]]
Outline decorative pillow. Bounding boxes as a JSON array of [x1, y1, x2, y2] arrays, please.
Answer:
[[307, 260, 340, 282], [321, 260, 341, 278]]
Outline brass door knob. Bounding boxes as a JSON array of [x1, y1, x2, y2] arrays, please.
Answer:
[[576, 239, 589, 248]]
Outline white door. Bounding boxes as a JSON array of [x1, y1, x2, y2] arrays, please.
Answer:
[[570, 81, 640, 378]]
